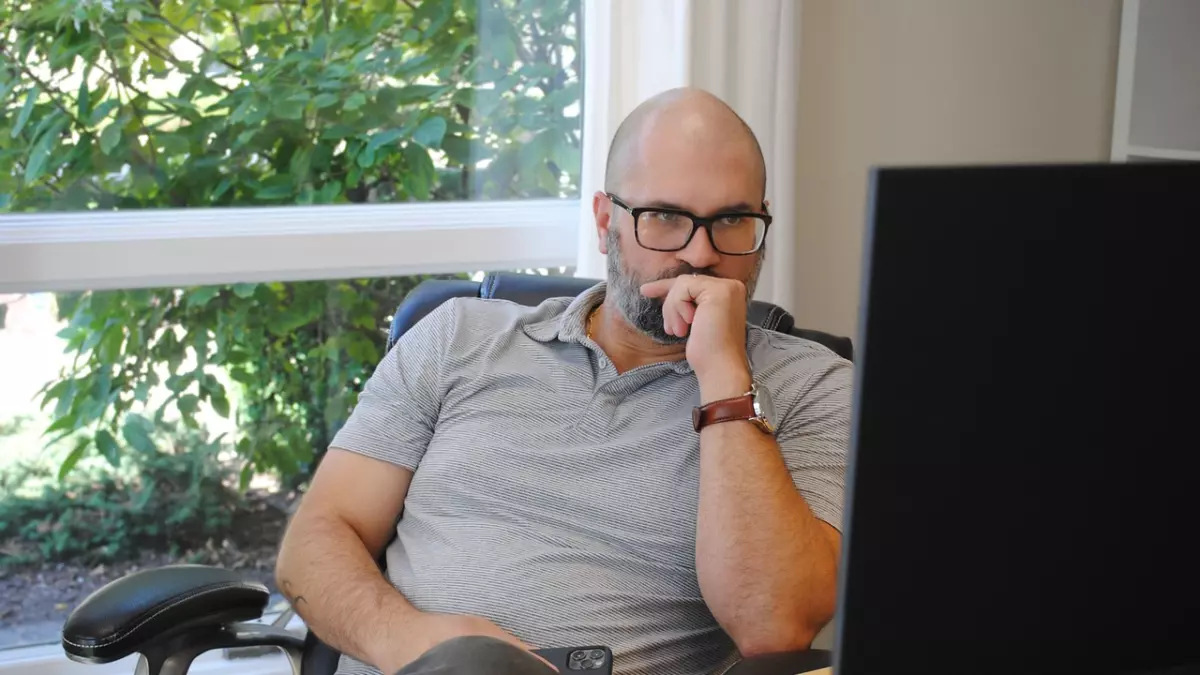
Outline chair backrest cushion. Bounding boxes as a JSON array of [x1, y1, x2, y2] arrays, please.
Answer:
[[390, 272, 853, 360]]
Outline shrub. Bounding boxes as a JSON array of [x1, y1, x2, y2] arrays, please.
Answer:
[[0, 423, 245, 566]]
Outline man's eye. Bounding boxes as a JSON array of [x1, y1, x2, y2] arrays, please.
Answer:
[[652, 211, 681, 223], [718, 216, 744, 226]]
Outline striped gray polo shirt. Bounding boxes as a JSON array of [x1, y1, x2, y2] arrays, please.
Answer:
[[331, 282, 852, 675]]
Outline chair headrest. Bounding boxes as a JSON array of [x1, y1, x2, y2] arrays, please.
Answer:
[[390, 272, 853, 361], [481, 272, 597, 305], [483, 272, 796, 333]]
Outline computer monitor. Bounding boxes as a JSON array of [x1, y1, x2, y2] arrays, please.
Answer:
[[834, 163, 1200, 675]]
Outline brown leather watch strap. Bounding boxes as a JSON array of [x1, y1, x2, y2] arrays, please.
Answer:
[[692, 394, 757, 432]]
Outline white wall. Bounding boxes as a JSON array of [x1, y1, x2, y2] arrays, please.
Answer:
[[792, 0, 1122, 339]]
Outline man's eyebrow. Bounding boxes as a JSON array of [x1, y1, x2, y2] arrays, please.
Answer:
[[643, 200, 758, 214]]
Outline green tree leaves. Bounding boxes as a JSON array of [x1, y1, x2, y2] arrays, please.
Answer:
[[99, 122, 123, 155], [95, 429, 121, 467], [413, 116, 448, 149], [3, 0, 583, 483], [11, 88, 37, 139], [122, 417, 157, 455]]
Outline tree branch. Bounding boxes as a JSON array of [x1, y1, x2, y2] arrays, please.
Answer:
[[126, 32, 235, 94], [149, 11, 245, 73], [228, 10, 252, 63], [100, 41, 159, 170], [273, 0, 294, 35], [13, 163, 66, 195], [88, 58, 190, 117], [525, 19, 556, 95], [512, 20, 537, 67], [0, 44, 88, 131]]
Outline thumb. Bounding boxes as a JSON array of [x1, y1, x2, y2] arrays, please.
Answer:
[[516, 640, 558, 672], [505, 635, 559, 672], [531, 651, 559, 673]]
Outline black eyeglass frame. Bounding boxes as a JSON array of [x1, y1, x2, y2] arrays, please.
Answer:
[[606, 192, 772, 255]]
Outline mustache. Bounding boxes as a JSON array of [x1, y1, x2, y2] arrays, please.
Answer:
[[649, 264, 721, 283]]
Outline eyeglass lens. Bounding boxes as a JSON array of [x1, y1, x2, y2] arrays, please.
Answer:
[[636, 211, 766, 254]]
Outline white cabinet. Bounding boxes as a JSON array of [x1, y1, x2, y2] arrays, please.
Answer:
[[1111, 0, 1200, 162]]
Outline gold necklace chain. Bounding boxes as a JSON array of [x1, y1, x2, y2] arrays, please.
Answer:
[[586, 307, 600, 340]]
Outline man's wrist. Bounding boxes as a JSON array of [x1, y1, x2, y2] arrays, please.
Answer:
[[369, 605, 427, 673], [696, 361, 753, 404]]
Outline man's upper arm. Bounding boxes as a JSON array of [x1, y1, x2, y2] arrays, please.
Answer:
[[774, 357, 854, 533], [300, 449, 414, 557], [301, 301, 457, 555], [330, 300, 456, 471]]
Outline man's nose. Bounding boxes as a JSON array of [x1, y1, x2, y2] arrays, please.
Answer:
[[677, 225, 722, 269]]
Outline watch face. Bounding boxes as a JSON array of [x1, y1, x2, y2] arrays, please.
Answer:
[[753, 383, 777, 430]]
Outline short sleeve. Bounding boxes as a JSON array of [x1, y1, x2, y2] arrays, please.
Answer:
[[774, 359, 853, 532], [329, 301, 456, 471]]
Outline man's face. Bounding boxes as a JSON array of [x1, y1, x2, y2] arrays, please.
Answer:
[[599, 124, 766, 345]]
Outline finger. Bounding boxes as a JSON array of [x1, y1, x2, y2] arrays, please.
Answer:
[[514, 640, 559, 672], [639, 277, 676, 298], [661, 293, 685, 336], [532, 652, 559, 672], [673, 276, 703, 333], [677, 297, 697, 325], [665, 279, 698, 337]]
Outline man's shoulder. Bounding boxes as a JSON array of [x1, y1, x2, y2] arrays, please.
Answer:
[[430, 294, 573, 337], [747, 324, 850, 366], [747, 325, 853, 397]]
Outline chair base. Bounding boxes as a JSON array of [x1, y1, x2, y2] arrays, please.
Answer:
[[122, 622, 304, 675]]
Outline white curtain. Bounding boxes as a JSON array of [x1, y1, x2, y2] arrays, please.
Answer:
[[575, 0, 802, 312]]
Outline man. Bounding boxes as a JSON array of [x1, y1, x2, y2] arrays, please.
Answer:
[[275, 87, 851, 675]]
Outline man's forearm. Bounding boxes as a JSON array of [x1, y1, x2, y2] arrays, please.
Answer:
[[275, 513, 422, 671], [694, 379, 840, 655]]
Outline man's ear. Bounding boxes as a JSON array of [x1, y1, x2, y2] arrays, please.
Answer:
[[763, 199, 771, 214], [594, 190, 612, 255]]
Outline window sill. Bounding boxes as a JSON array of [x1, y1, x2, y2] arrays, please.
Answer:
[[0, 199, 579, 293]]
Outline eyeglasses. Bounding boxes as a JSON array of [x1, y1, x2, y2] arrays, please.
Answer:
[[606, 193, 771, 255]]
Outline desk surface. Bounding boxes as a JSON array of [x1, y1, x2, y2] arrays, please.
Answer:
[[798, 669, 831, 675]]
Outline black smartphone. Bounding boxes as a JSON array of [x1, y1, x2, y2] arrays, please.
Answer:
[[533, 646, 613, 673]]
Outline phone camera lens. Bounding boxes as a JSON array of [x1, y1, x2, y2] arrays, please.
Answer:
[[581, 659, 596, 669], [588, 649, 604, 660], [571, 651, 586, 662]]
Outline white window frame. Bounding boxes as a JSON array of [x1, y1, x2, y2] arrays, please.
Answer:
[[0, 197, 578, 670], [0, 199, 579, 293], [0, 3, 584, 669]]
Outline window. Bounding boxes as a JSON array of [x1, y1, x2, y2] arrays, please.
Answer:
[[0, 0, 582, 289], [0, 0, 582, 657]]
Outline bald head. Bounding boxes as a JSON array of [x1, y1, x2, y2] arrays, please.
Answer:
[[603, 88, 767, 200]]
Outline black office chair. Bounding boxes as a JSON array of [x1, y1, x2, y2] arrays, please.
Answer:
[[60, 272, 852, 675]]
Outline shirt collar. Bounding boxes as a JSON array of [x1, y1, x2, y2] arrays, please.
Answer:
[[522, 282, 695, 375], [523, 282, 606, 344]]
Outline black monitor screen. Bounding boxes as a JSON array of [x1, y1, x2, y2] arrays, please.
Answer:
[[835, 164, 1200, 675]]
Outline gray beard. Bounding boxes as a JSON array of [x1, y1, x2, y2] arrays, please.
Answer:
[[604, 229, 763, 345]]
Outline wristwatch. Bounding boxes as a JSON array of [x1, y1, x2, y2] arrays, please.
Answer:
[[692, 383, 778, 435]]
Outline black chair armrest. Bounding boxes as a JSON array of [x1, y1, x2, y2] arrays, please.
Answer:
[[62, 565, 271, 664], [722, 649, 832, 675]]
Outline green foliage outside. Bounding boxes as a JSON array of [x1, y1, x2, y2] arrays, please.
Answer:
[[0, 0, 583, 504], [0, 422, 242, 566]]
